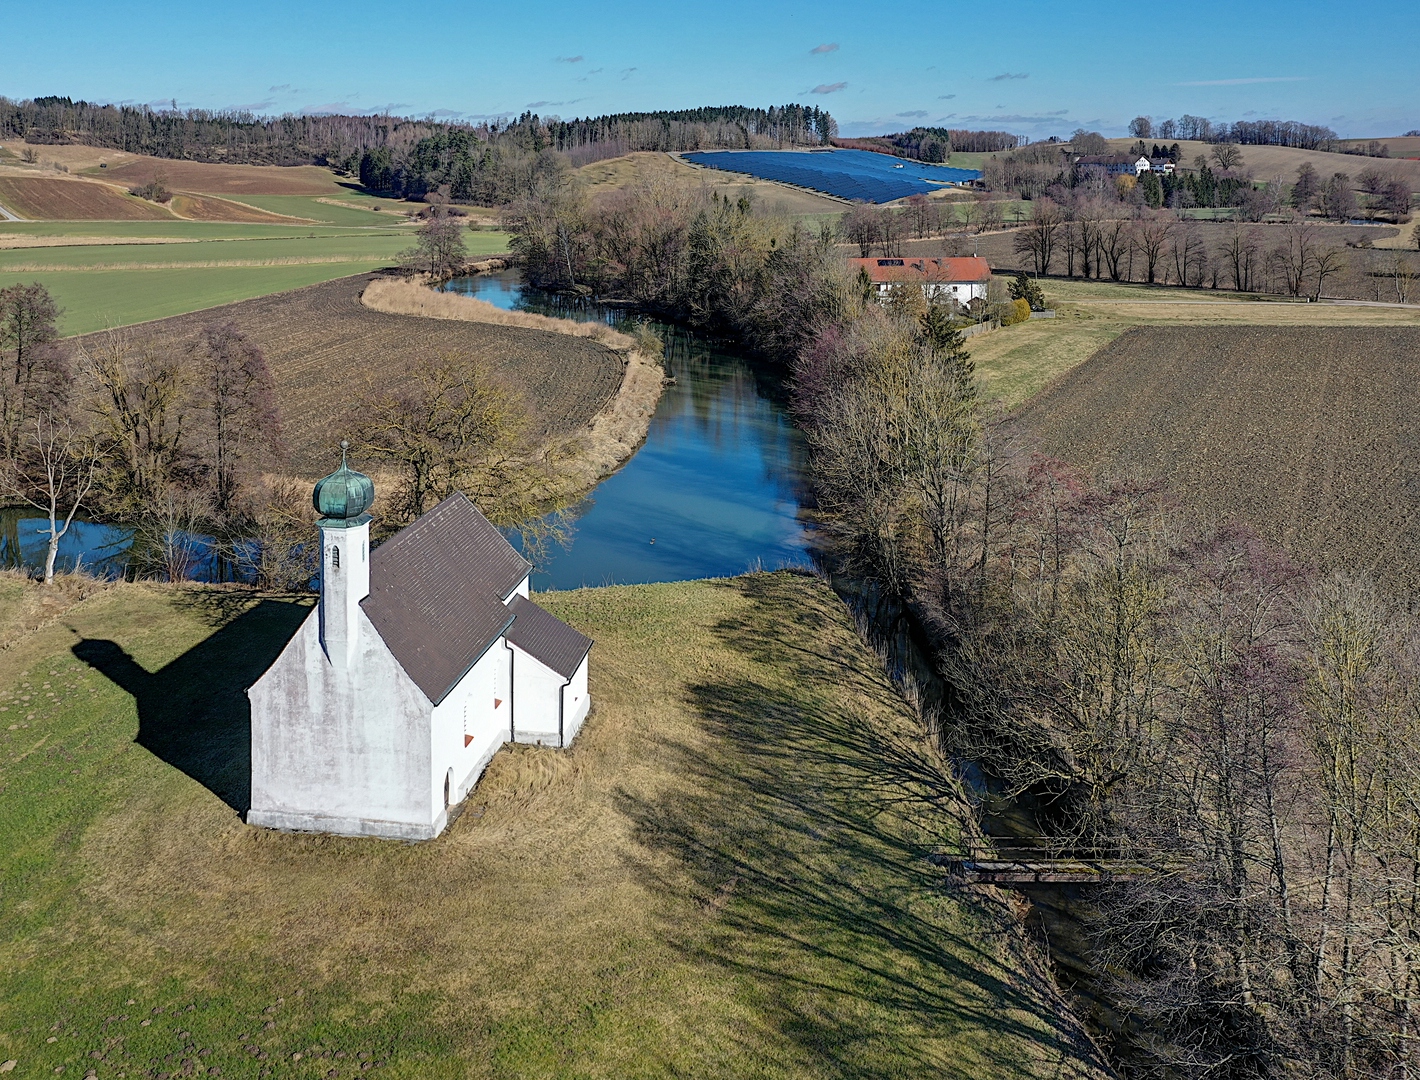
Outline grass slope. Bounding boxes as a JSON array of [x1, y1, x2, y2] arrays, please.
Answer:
[[0, 572, 1101, 1079]]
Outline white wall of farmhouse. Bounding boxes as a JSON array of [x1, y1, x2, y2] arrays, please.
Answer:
[[429, 641, 512, 814], [248, 609, 438, 840]]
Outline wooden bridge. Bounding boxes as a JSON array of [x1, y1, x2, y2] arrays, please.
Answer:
[[929, 849, 1161, 886]]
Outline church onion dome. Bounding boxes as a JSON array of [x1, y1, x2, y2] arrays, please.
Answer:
[[313, 441, 375, 527]]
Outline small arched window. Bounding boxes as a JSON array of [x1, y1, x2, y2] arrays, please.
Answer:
[[331, 545, 340, 569]]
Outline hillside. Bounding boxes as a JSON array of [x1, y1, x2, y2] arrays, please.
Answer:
[[1010, 324, 1420, 594], [0, 571, 1104, 1079], [1104, 137, 1420, 189], [577, 150, 846, 215]]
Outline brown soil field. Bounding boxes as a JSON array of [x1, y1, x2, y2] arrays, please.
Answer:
[[167, 192, 308, 223], [90, 157, 344, 196], [1010, 325, 1420, 595], [70, 275, 626, 476], [0, 176, 173, 220], [580, 152, 846, 215]]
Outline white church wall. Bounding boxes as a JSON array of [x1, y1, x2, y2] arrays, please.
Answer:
[[248, 609, 435, 840], [510, 644, 589, 748], [429, 641, 512, 816], [562, 654, 591, 744]]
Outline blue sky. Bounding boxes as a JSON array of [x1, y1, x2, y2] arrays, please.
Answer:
[[6, 0, 1417, 138]]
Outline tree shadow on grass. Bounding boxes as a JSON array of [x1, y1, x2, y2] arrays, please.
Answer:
[[70, 595, 311, 816], [616, 573, 1105, 1078]]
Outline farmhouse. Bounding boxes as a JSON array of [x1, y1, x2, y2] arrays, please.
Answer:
[[1135, 156, 1177, 175], [850, 255, 993, 306], [246, 448, 592, 840]]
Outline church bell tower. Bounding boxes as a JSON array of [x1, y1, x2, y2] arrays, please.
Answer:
[[312, 441, 375, 667]]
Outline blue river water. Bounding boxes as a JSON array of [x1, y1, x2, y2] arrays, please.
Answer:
[[1, 274, 814, 590], [439, 272, 813, 589]]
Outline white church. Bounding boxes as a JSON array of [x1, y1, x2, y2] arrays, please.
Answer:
[[246, 445, 592, 840]]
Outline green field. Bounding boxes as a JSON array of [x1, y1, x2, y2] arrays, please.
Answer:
[[0, 229, 511, 334], [0, 571, 1099, 1079]]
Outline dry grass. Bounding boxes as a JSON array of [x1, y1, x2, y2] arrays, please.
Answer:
[[578, 151, 846, 216], [0, 234, 202, 249], [91, 156, 345, 196], [362, 276, 637, 351], [0, 569, 111, 651], [0, 572, 1106, 1078]]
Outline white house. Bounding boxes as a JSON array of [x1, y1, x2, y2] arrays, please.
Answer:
[[246, 447, 592, 841], [1134, 156, 1176, 176], [849, 256, 993, 307]]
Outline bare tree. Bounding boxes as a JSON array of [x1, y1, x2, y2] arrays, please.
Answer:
[[190, 321, 282, 522], [1225, 224, 1262, 292], [1170, 221, 1208, 287], [1, 411, 105, 584], [1133, 213, 1174, 284], [354, 353, 529, 524], [1013, 199, 1061, 275], [1212, 143, 1245, 173], [0, 282, 67, 456], [840, 202, 881, 257], [402, 210, 468, 280]]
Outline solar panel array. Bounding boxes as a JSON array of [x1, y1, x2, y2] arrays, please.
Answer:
[[681, 149, 983, 204]]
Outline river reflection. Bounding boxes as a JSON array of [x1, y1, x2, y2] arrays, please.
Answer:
[[440, 271, 813, 590]]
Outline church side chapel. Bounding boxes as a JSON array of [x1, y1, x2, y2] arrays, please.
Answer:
[[246, 445, 593, 840]]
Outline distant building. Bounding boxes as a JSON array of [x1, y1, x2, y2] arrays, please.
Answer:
[[1135, 156, 1176, 176], [1073, 154, 1139, 178], [849, 256, 993, 306], [246, 448, 593, 841]]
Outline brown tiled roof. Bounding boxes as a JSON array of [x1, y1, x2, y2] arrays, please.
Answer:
[[848, 256, 992, 285], [361, 493, 530, 704], [506, 595, 593, 679]]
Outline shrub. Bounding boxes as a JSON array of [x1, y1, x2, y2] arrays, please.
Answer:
[[999, 298, 1031, 326]]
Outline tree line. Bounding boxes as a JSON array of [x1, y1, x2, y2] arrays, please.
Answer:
[[0, 95, 834, 206], [833, 127, 1024, 162], [0, 280, 542, 585], [1128, 114, 1341, 151]]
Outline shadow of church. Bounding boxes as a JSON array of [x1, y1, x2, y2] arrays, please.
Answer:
[[71, 597, 311, 816]]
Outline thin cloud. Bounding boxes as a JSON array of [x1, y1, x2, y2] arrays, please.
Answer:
[[1176, 76, 1306, 86], [989, 72, 1029, 81], [621, 67, 637, 80], [269, 84, 295, 93], [938, 94, 956, 100], [812, 82, 847, 94], [525, 99, 585, 109], [229, 99, 277, 113], [897, 110, 928, 118], [556, 55, 584, 63], [810, 43, 839, 54], [431, 109, 465, 118]]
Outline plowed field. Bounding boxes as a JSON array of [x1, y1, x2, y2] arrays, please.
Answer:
[[0, 177, 173, 220], [167, 193, 307, 223], [1012, 325, 1420, 595], [96, 158, 342, 196], [70, 274, 625, 475]]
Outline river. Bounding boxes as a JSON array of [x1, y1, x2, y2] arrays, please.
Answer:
[[2, 271, 815, 591]]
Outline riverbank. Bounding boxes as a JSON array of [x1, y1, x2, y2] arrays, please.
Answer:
[[0, 570, 1105, 1079], [361, 276, 667, 505]]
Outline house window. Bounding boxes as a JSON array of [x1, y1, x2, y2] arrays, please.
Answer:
[[463, 700, 473, 747], [331, 546, 340, 569]]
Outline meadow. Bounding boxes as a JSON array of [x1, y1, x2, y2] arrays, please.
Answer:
[[0, 571, 1103, 1080]]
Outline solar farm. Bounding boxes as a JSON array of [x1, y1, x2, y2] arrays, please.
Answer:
[[681, 148, 982, 203]]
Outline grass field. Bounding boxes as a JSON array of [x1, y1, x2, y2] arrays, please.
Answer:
[[1009, 325, 1420, 594], [0, 232, 510, 335], [1102, 138, 1420, 190], [0, 571, 1102, 1079], [966, 278, 1420, 408]]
